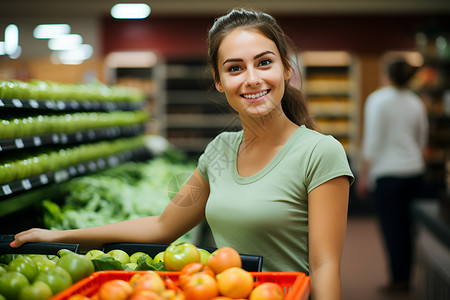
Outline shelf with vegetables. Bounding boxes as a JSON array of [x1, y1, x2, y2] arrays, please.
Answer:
[[0, 79, 152, 219]]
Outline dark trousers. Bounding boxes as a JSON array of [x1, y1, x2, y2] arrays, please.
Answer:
[[373, 175, 423, 284]]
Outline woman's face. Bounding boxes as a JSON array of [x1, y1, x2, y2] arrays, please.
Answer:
[[215, 28, 291, 119]]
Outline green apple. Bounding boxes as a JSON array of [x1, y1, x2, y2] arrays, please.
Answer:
[[130, 252, 147, 264], [164, 242, 201, 271], [107, 249, 130, 265], [198, 248, 211, 265], [85, 249, 105, 261], [152, 251, 165, 264]]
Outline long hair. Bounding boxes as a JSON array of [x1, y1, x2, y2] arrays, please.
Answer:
[[207, 8, 317, 130]]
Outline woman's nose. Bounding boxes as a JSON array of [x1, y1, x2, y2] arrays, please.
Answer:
[[245, 68, 261, 86]]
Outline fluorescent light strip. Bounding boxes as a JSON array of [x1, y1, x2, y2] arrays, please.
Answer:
[[5, 24, 19, 55], [48, 34, 83, 51], [111, 3, 151, 19], [34, 24, 71, 39]]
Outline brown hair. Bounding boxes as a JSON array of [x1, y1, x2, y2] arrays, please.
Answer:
[[207, 8, 317, 130]]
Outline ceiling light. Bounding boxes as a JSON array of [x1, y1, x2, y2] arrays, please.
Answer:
[[34, 24, 71, 39], [111, 3, 151, 19], [5, 24, 19, 55], [48, 34, 82, 51]]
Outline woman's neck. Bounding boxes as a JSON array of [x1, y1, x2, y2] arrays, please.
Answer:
[[239, 111, 299, 151]]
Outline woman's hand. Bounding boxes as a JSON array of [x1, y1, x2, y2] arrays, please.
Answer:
[[11, 228, 60, 248]]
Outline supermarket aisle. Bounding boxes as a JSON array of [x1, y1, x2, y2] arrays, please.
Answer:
[[341, 216, 412, 300]]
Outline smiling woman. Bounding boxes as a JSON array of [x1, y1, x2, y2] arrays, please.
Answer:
[[11, 8, 353, 300]]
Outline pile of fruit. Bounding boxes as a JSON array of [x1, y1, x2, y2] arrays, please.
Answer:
[[0, 243, 285, 300], [0, 249, 95, 300], [69, 244, 284, 300]]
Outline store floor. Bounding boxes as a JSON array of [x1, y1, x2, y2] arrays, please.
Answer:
[[341, 215, 412, 300]]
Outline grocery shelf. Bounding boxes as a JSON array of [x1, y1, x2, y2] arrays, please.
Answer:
[[0, 146, 151, 216], [0, 123, 145, 152], [0, 97, 144, 112]]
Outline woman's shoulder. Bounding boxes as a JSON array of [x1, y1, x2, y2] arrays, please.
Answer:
[[295, 126, 346, 154]]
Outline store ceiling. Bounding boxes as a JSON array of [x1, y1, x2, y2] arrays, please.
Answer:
[[2, 0, 450, 19]]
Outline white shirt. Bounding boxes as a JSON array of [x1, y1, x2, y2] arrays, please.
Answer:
[[362, 86, 428, 186]]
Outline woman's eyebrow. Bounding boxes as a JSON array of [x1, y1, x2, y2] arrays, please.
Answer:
[[222, 50, 275, 65]]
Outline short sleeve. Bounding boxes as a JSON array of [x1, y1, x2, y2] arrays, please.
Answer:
[[306, 136, 354, 193]]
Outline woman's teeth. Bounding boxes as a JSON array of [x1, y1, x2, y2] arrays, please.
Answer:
[[243, 90, 268, 99]]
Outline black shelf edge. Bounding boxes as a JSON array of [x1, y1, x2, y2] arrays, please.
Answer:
[[0, 123, 146, 152], [0, 146, 151, 201], [0, 97, 144, 112]]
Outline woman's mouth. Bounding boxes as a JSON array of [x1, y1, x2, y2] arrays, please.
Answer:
[[241, 90, 270, 102]]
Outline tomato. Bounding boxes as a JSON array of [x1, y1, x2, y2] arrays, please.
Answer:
[[18, 281, 53, 300], [179, 262, 215, 288], [67, 295, 91, 300], [57, 252, 95, 283], [8, 255, 39, 283], [207, 247, 241, 274], [0, 271, 29, 300], [129, 271, 165, 294], [249, 282, 285, 300], [128, 290, 164, 300], [183, 273, 218, 300], [97, 279, 133, 300], [35, 265, 73, 295], [164, 242, 201, 271], [216, 267, 253, 299]]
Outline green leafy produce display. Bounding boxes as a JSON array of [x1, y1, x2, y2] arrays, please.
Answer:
[[42, 155, 197, 242], [0, 79, 144, 103], [0, 111, 149, 140], [0, 136, 146, 185]]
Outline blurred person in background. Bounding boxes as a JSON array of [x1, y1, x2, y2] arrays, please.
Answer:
[[357, 59, 429, 294]]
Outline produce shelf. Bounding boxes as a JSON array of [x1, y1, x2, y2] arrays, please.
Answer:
[[0, 123, 145, 152], [0, 97, 144, 112], [0, 146, 151, 212]]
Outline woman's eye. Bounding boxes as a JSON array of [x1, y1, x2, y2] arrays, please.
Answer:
[[228, 66, 241, 72], [259, 59, 271, 67]]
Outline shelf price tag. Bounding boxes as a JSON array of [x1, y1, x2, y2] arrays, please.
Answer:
[[33, 136, 42, 147], [15, 139, 24, 149], [2, 185, 12, 195], [29, 99, 39, 108], [21, 179, 32, 190], [12, 99, 23, 108], [40, 174, 48, 184], [54, 170, 69, 182]]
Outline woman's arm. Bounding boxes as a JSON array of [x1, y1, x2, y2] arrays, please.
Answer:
[[11, 169, 210, 252], [308, 176, 350, 300]]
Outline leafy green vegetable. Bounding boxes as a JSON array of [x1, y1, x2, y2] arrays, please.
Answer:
[[42, 156, 198, 243]]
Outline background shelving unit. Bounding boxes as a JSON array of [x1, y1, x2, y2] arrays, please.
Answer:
[[299, 51, 359, 160], [165, 58, 240, 157], [0, 81, 151, 231]]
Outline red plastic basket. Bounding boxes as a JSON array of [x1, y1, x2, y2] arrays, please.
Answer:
[[51, 270, 310, 300]]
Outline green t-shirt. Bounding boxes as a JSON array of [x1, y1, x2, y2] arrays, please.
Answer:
[[198, 125, 354, 273]]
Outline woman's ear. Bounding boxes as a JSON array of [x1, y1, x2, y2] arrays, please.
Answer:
[[284, 66, 293, 81], [212, 69, 224, 93], [215, 80, 224, 93]]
